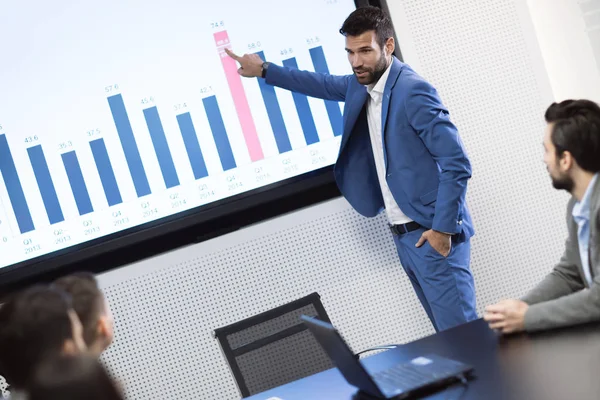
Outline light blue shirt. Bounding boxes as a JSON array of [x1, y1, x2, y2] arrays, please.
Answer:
[[572, 173, 599, 287]]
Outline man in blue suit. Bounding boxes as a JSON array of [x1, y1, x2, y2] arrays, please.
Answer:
[[226, 6, 477, 331]]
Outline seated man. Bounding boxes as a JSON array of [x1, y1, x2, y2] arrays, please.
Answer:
[[484, 99, 600, 333], [53, 272, 114, 356], [0, 286, 87, 394]]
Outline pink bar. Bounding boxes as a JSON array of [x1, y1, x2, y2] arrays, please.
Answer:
[[214, 30, 264, 162]]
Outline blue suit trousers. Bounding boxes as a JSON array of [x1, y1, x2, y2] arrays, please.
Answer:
[[392, 227, 478, 332]]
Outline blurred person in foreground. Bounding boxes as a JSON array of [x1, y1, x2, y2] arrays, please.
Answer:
[[29, 354, 123, 400], [53, 272, 114, 356], [0, 286, 86, 396]]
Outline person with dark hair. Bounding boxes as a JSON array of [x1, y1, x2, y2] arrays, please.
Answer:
[[485, 99, 600, 333], [53, 272, 114, 356], [28, 354, 123, 400], [0, 286, 86, 394], [225, 6, 477, 331]]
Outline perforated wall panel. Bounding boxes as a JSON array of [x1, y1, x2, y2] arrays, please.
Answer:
[[0, 377, 7, 399]]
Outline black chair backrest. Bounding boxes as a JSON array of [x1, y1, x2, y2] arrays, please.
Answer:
[[213, 292, 335, 397]]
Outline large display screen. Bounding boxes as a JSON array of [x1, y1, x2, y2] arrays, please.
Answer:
[[0, 0, 357, 272]]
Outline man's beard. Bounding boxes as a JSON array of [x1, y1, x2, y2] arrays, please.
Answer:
[[354, 54, 389, 85], [551, 173, 574, 193]]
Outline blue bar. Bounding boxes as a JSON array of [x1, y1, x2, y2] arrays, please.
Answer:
[[89, 138, 122, 207], [309, 46, 343, 137], [27, 145, 64, 225], [143, 106, 180, 189], [202, 95, 236, 171], [282, 57, 320, 145], [61, 151, 93, 216], [256, 51, 292, 153], [0, 134, 34, 233], [176, 113, 208, 180], [107, 94, 151, 197]]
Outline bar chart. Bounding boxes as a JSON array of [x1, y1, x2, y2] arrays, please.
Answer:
[[215, 30, 265, 162], [202, 95, 238, 171], [0, 135, 35, 234], [0, 0, 356, 269], [108, 94, 152, 198], [255, 51, 293, 154], [90, 138, 123, 207], [61, 151, 94, 216]]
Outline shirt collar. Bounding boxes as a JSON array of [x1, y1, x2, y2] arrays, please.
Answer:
[[366, 59, 393, 97], [572, 173, 599, 221]]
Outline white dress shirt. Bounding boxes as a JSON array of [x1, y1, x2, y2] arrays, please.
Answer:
[[365, 61, 412, 225], [572, 173, 598, 287]]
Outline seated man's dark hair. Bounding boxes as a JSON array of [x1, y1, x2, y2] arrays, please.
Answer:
[[545, 99, 600, 173]]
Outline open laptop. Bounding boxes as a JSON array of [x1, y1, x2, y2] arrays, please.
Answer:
[[301, 315, 473, 399]]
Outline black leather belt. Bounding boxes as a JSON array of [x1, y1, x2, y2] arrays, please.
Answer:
[[389, 221, 422, 235]]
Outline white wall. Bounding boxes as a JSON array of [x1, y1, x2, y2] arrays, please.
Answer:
[[526, 0, 600, 103]]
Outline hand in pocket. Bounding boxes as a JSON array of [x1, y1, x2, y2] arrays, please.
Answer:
[[415, 229, 452, 257]]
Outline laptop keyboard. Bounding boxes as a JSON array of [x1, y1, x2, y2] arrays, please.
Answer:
[[372, 361, 453, 393]]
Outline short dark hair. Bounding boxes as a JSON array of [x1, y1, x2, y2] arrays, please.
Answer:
[[53, 272, 105, 346], [545, 99, 600, 173], [339, 6, 394, 50], [0, 286, 74, 390], [29, 354, 123, 400]]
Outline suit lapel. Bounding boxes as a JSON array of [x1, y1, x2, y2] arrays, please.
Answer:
[[339, 89, 368, 155], [565, 199, 585, 283], [589, 176, 600, 281], [380, 58, 402, 170]]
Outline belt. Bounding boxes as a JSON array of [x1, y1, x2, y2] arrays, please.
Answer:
[[389, 221, 422, 235]]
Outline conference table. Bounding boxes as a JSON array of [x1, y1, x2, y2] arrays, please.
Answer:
[[247, 318, 600, 400]]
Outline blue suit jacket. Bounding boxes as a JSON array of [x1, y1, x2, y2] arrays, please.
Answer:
[[265, 56, 474, 240]]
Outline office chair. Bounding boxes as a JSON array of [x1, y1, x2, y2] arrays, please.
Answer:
[[214, 292, 400, 398], [214, 292, 334, 397]]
